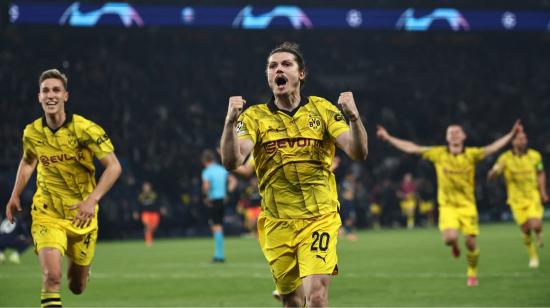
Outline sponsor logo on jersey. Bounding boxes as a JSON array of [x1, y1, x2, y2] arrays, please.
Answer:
[[264, 138, 322, 154], [40, 152, 84, 166]]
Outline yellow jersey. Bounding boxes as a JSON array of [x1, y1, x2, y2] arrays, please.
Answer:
[[22, 113, 114, 221], [237, 95, 349, 219], [495, 149, 543, 207], [421, 146, 485, 208]]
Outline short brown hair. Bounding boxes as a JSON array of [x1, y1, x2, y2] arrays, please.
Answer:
[[39, 69, 68, 90], [268, 41, 307, 88], [201, 149, 216, 164]]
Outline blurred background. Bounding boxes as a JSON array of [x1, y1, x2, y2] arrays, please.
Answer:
[[1, 0, 549, 240]]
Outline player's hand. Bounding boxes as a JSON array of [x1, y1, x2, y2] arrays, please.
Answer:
[[510, 119, 523, 135], [69, 198, 96, 228], [376, 125, 390, 141], [541, 191, 549, 203], [337, 92, 359, 122], [5, 196, 22, 224], [487, 169, 498, 181], [226, 96, 246, 125]]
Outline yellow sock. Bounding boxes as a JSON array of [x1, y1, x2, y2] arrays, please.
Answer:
[[407, 216, 414, 228], [467, 248, 480, 277], [41, 290, 62, 308], [523, 234, 538, 260]]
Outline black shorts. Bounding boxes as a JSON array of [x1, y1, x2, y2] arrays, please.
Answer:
[[207, 199, 225, 225]]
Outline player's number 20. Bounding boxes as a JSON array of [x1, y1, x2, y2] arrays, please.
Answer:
[[311, 231, 330, 251]]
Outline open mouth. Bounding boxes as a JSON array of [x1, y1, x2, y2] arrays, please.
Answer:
[[275, 76, 287, 87]]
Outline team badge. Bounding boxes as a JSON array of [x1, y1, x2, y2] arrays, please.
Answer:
[[67, 132, 78, 148], [308, 114, 322, 131]]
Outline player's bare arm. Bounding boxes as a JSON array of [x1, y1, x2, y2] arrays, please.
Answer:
[[537, 169, 549, 203], [5, 156, 37, 223], [220, 96, 253, 170], [487, 163, 503, 181], [483, 120, 522, 157], [376, 125, 423, 155], [335, 92, 368, 160], [70, 152, 122, 228]]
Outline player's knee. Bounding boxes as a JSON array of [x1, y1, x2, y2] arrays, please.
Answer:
[[306, 289, 327, 307], [43, 269, 62, 288], [443, 236, 457, 245]]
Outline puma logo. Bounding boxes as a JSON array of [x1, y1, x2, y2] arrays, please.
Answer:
[[316, 255, 326, 263]]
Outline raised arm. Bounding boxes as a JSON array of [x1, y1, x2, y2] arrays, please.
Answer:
[[220, 96, 254, 170], [376, 125, 423, 155], [335, 92, 368, 160], [483, 120, 522, 157], [5, 156, 37, 223], [538, 169, 549, 203]]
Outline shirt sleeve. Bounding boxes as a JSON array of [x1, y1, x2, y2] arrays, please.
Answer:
[[469, 147, 485, 163], [201, 169, 209, 182], [322, 99, 349, 139], [22, 127, 37, 161], [494, 153, 506, 174], [81, 119, 115, 160], [534, 151, 544, 171], [421, 146, 442, 163], [236, 110, 257, 144]]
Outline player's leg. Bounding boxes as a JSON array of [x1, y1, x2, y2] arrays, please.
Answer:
[[442, 229, 460, 258], [258, 215, 305, 307], [461, 210, 480, 287], [66, 229, 97, 294], [210, 200, 225, 262], [464, 234, 479, 286], [39, 248, 64, 307], [439, 206, 460, 257], [67, 262, 91, 294], [298, 212, 340, 307], [531, 218, 543, 247], [32, 222, 67, 307], [512, 205, 540, 267], [278, 285, 306, 307]]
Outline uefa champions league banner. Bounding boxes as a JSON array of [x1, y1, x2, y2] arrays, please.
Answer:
[[9, 2, 550, 31]]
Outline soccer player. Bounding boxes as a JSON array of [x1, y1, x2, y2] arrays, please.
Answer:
[[220, 42, 368, 307], [5, 69, 122, 307], [134, 181, 160, 247], [487, 130, 548, 268], [377, 121, 521, 287], [201, 149, 232, 263], [398, 173, 417, 229]]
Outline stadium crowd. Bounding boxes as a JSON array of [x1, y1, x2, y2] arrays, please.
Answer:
[[1, 27, 549, 239]]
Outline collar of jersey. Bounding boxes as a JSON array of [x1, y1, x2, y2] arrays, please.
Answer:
[[42, 111, 73, 134], [267, 93, 309, 117]]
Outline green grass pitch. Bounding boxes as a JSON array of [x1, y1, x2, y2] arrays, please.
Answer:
[[1, 223, 549, 306]]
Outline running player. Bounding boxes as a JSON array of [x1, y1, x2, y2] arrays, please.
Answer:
[[5, 69, 122, 307], [220, 42, 368, 307], [488, 130, 548, 268], [377, 121, 521, 286]]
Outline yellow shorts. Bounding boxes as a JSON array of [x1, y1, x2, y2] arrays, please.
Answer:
[[400, 200, 416, 213], [257, 212, 341, 295], [509, 202, 544, 226], [31, 215, 98, 266], [370, 203, 382, 215], [438, 205, 479, 235], [419, 201, 434, 214]]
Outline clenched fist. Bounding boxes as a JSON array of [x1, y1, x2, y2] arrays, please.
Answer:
[[226, 96, 246, 124], [338, 92, 359, 122]]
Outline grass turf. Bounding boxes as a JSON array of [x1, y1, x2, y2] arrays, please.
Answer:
[[1, 223, 549, 306]]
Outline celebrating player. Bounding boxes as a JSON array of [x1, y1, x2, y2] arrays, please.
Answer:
[[220, 42, 368, 307], [488, 130, 548, 268], [5, 69, 121, 307], [377, 121, 521, 286]]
